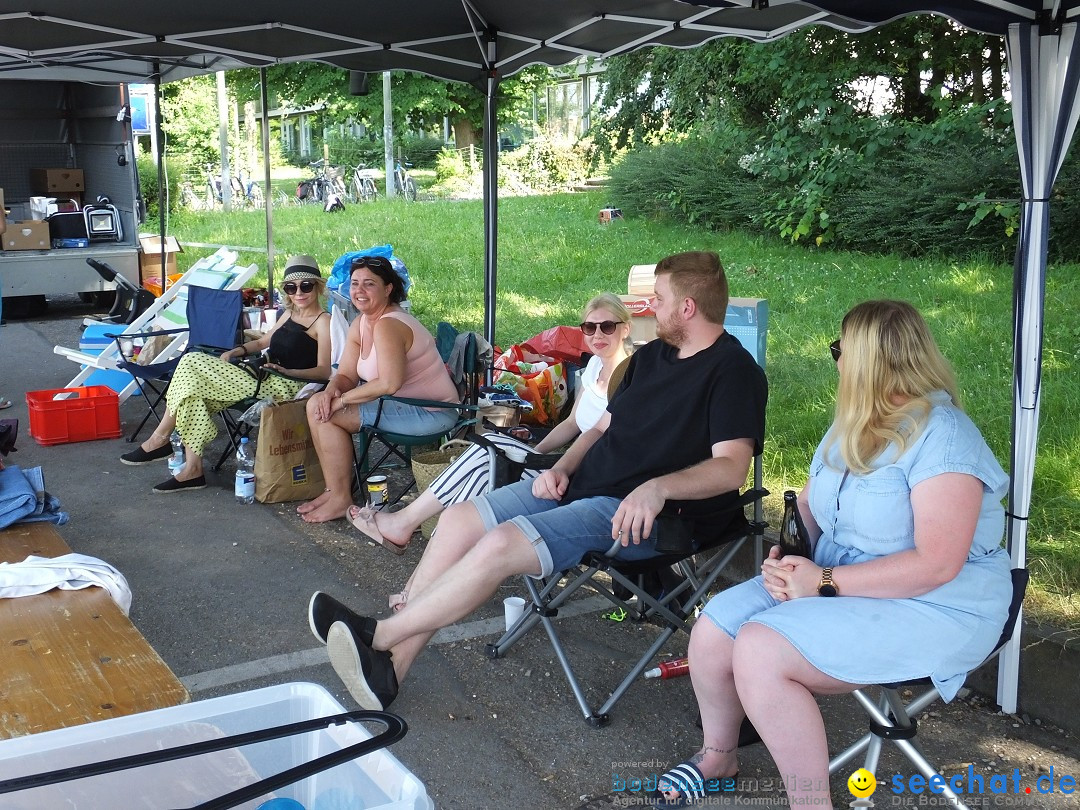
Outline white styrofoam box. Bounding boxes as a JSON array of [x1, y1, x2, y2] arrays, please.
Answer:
[[0, 682, 432, 810]]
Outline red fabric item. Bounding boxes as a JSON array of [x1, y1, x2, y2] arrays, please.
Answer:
[[519, 325, 589, 366]]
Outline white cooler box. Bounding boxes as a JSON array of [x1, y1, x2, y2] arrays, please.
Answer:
[[0, 682, 433, 810]]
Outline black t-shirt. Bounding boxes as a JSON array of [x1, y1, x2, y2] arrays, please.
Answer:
[[564, 332, 767, 535]]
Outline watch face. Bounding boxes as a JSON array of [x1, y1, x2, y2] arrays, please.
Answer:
[[819, 583, 838, 597]]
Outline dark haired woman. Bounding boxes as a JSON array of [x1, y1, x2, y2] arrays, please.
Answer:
[[298, 256, 459, 523]]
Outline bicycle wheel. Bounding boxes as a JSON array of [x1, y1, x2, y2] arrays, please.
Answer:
[[362, 178, 378, 202], [404, 175, 417, 202], [247, 182, 265, 208]]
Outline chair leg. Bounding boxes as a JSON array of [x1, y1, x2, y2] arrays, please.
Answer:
[[126, 381, 168, 443], [830, 686, 971, 810]]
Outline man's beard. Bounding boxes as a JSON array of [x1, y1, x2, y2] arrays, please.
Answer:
[[655, 312, 686, 347]]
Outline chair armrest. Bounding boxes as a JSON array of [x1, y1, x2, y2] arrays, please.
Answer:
[[104, 327, 187, 341]]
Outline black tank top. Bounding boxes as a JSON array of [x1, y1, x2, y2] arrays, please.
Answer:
[[269, 311, 324, 370]]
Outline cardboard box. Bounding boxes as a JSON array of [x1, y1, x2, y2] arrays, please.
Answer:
[[31, 168, 85, 193], [3, 220, 50, 251], [598, 207, 623, 223], [138, 235, 184, 282], [619, 294, 658, 344]]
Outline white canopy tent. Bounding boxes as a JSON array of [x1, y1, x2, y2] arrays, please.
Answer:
[[3, 0, 1077, 713]]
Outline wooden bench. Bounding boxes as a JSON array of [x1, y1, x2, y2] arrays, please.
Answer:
[[0, 522, 189, 739]]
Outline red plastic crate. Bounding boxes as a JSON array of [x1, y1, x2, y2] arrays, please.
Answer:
[[26, 386, 122, 446]]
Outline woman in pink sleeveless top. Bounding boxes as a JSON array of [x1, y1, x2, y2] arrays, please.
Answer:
[[299, 256, 459, 523]]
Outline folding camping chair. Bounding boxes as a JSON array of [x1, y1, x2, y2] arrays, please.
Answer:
[[352, 323, 487, 507], [827, 568, 1029, 810], [111, 285, 244, 442], [211, 303, 349, 472], [485, 450, 768, 726], [53, 248, 258, 402]]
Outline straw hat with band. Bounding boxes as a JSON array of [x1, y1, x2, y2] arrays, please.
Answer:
[[282, 254, 322, 283]]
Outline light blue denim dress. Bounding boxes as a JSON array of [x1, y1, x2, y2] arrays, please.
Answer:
[[702, 391, 1012, 700]]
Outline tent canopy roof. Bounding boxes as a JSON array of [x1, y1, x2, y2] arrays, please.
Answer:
[[1, 2, 1073, 86]]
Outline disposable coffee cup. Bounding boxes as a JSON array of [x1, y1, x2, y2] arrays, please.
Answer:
[[503, 596, 527, 631], [504, 446, 528, 464]]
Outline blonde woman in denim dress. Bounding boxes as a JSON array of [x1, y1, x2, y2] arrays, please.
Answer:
[[652, 300, 1012, 809]]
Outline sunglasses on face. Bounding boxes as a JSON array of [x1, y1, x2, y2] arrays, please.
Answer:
[[282, 280, 317, 295], [830, 339, 842, 362], [579, 320, 621, 336]]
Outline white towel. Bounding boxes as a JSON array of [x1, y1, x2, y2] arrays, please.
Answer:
[[0, 553, 132, 615]]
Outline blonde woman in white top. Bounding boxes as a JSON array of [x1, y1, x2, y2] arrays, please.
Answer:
[[347, 293, 633, 572]]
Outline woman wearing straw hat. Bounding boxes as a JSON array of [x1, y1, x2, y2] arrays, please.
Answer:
[[120, 255, 333, 493]]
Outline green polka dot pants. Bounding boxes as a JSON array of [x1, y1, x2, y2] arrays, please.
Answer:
[[166, 352, 305, 455]]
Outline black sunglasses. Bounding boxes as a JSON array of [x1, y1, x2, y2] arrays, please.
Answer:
[[829, 339, 842, 362], [282, 280, 317, 295], [579, 320, 620, 336]]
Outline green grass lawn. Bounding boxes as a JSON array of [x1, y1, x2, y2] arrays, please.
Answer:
[[152, 189, 1080, 626]]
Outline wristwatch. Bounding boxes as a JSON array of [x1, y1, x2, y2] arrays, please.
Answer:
[[817, 567, 838, 597]]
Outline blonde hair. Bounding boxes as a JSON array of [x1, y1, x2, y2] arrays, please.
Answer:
[[581, 292, 631, 325], [283, 277, 328, 314], [654, 251, 729, 325], [824, 300, 961, 474], [582, 292, 633, 353]]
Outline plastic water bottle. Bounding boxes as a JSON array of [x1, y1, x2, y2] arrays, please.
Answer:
[[234, 437, 256, 504], [167, 430, 184, 477]]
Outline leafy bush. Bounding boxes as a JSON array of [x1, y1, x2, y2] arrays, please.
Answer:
[[830, 131, 1020, 259], [606, 111, 1080, 263], [137, 152, 185, 218], [608, 134, 775, 232], [499, 136, 591, 192], [399, 135, 448, 168]]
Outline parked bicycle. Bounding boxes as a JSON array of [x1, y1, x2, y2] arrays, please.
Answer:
[[179, 178, 207, 211], [348, 162, 380, 203], [231, 170, 265, 209], [393, 157, 418, 201], [296, 159, 346, 205]]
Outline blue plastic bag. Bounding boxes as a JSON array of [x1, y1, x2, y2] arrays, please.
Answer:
[[328, 245, 411, 296]]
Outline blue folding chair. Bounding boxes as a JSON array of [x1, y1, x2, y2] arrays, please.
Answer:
[[110, 285, 244, 442]]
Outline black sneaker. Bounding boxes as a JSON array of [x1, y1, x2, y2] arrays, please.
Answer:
[[327, 620, 399, 710], [308, 592, 376, 646], [120, 443, 173, 465]]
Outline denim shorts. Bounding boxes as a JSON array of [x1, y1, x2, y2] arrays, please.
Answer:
[[359, 398, 459, 436], [472, 478, 663, 576]]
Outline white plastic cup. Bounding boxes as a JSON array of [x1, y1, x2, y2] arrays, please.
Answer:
[[503, 596, 527, 631], [504, 446, 528, 463]]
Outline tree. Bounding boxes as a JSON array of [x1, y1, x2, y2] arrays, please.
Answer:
[[230, 63, 549, 148]]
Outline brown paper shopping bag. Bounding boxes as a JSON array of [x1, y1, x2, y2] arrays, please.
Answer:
[[254, 398, 324, 503]]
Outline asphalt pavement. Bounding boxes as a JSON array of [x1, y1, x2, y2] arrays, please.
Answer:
[[1, 298, 1078, 810]]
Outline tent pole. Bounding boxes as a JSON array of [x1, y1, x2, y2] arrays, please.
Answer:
[[154, 61, 166, 282], [482, 31, 499, 368], [260, 68, 275, 294]]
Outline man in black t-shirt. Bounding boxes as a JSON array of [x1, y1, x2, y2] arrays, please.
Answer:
[[309, 251, 768, 711]]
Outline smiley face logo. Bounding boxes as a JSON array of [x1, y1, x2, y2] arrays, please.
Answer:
[[848, 768, 877, 798]]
